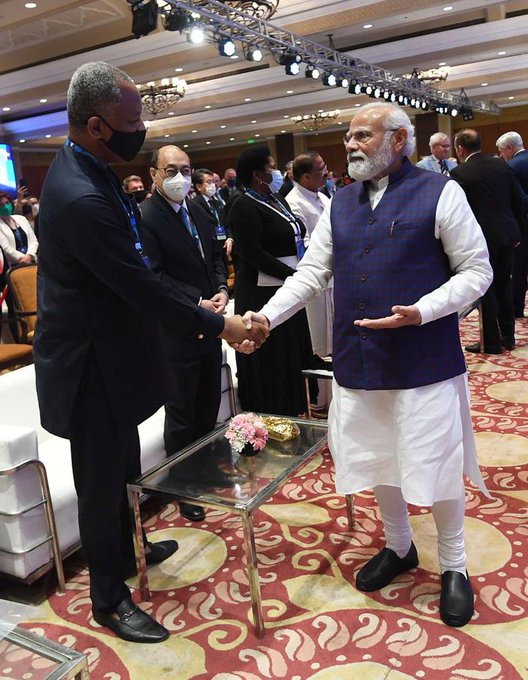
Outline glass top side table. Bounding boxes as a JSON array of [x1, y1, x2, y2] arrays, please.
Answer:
[[128, 416, 330, 637]]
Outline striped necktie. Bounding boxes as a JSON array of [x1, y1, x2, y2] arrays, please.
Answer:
[[439, 159, 450, 175]]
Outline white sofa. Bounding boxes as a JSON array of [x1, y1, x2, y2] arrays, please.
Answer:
[[0, 350, 236, 586]]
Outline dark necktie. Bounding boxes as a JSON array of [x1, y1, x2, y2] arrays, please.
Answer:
[[439, 159, 450, 175], [180, 205, 201, 251]]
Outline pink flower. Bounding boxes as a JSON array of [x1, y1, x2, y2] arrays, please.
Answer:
[[225, 412, 268, 453]]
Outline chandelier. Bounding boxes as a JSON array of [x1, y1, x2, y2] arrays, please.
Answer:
[[138, 77, 187, 116], [401, 66, 451, 85], [194, 0, 279, 21], [292, 109, 340, 132]]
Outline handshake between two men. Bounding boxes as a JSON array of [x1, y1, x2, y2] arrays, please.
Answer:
[[219, 312, 270, 352]]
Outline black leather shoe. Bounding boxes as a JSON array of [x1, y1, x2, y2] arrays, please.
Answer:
[[93, 596, 169, 643], [465, 343, 502, 354], [439, 571, 474, 627], [356, 543, 419, 592], [502, 336, 516, 350], [179, 502, 205, 522], [145, 539, 178, 565]]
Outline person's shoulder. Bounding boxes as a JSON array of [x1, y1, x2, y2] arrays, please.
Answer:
[[415, 156, 432, 169]]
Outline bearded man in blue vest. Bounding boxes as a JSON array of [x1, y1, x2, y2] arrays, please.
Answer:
[[240, 102, 493, 628]]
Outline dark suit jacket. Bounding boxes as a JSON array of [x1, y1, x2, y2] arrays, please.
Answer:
[[34, 145, 224, 438], [191, 193, 232, 240], [140, 191, 227, 349], [450, 153, 525, 251], [219, 186, 236, 204], [509, 149, 528, 219]]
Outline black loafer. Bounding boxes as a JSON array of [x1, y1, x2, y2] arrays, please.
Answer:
[[179, 502, 205, 522], [93, 596, 169, 643], [145, 539, 178, 565], [440, 571, 474, 627], [356, 543, 419, 592], [465, 343, 502, 354], [502, 336, 516, 350]]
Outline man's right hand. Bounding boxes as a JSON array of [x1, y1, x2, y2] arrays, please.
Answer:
[[219, 314, 269, 350]]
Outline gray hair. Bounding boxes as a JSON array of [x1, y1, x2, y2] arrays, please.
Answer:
[[67, 62, 133, 129], [351, 102, 416, 157], [496, 131, 524, 151], [429, 132, 449, 149]]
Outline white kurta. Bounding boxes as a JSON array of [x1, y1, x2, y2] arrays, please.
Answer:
[[260, 177, 493, 505], [286, 183, 333, 357]]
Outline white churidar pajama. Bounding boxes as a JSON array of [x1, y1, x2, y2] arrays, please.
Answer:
[[260, 177, 493, 573]]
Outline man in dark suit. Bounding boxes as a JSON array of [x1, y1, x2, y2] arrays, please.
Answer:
[[141, 149, 229, 523], [218, 167, 237, 203], [451, 129, 525, 353], [192, 167, 233, 259], [34, 62, 267, 644], [497, 131, 528, 317]]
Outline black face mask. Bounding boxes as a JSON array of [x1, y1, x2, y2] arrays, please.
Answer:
[[227, 178, 237, 189], [98, 115, 146, 162], [130, 189, 147, 204]]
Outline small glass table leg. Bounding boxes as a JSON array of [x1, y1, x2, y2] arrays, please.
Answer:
[[345, 494, 354, 529], [241, 511, 265, 637], [128, 489, 150, 600]]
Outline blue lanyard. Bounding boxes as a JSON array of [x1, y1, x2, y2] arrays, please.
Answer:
[[65, 139, 149, 267], [247, 189, 305, 259]]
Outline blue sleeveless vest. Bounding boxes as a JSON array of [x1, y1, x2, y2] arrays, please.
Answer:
[[331, 158, 466, 390]]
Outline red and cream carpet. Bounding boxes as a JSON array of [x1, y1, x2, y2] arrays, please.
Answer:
[[1, 312, 527, 679]]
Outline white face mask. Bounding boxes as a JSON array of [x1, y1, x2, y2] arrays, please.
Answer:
[[268, 169, 284, 193], [162, 172, 192, 203], [204, 184, 217, 198]]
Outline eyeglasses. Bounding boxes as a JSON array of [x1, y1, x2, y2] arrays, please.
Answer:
[[155, 166, 192, 178], [311, 164, 328, 174], [342, 128, 400, 146]]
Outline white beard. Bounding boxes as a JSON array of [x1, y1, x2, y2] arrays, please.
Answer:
[[347, 133, 394, 182]]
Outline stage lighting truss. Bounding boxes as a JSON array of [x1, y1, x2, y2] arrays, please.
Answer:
[[129, 0, 498, 117]]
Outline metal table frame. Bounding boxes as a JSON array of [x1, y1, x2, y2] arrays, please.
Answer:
[[1, 626, 89, 679], [128, 418, 353, 637]]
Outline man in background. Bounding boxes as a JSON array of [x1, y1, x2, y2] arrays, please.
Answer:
[[496, 131, 528, 317], [451, 129, 525, 353], [416, 132, 457, 175], [122, 174, 147, 204]]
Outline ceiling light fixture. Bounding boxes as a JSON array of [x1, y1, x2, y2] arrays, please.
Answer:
[[245, 45, 263, 62], [292, 109, 340, 132], [218, 37, 236, 57], [138, 77, 186, 116]]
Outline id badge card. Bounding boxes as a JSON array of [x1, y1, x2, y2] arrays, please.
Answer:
[[216, 224, 227, 240]]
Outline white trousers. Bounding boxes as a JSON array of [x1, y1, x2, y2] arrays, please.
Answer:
[[374, 483, 467, 575]]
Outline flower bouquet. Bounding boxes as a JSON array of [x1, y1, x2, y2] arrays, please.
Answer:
[[224, 412, 268, 457]]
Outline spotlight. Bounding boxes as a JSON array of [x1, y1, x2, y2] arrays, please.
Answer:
[[305, 66, 320, 79], [383, 90, 390, 100], [285, 62, 300, 75], [187, 25, 205, 44], [322, 74, 337, 87], [339, 77, 349, 88], [218, 38, 236, 57], [279, 51, 301, 67], [131, 0, 158, 38], [373, 87, 381, 98], [397, 93, 405, 104], [421, 100, 428, 110], [349, 81, 362, 95], [365, 84, 373, 95], [451, 107, 458, 117], [462, 107, 474, 121], [390, 92, 397, 102], [245, 45, 263, 62], [164, 9, 189, 32]]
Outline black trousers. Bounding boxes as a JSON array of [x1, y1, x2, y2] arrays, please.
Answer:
[[163, 339, 222, 456], [512, 236, 528, 317], [481, 244, 515, 348], [70, 356, 140, 611]]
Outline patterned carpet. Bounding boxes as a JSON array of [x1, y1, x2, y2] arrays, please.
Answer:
[[1, 312, 528, 680]]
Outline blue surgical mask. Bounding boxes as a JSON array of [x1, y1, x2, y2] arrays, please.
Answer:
[[268, 169, 283, 193]]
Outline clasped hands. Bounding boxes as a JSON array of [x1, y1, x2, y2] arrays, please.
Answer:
[[220, 311, 270, 353]]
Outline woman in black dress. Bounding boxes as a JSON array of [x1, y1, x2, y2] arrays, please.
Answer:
[[230, 145, 314, 416]]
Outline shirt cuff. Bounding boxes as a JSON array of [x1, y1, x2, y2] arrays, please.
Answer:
[[415, 300, 434, 325]]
